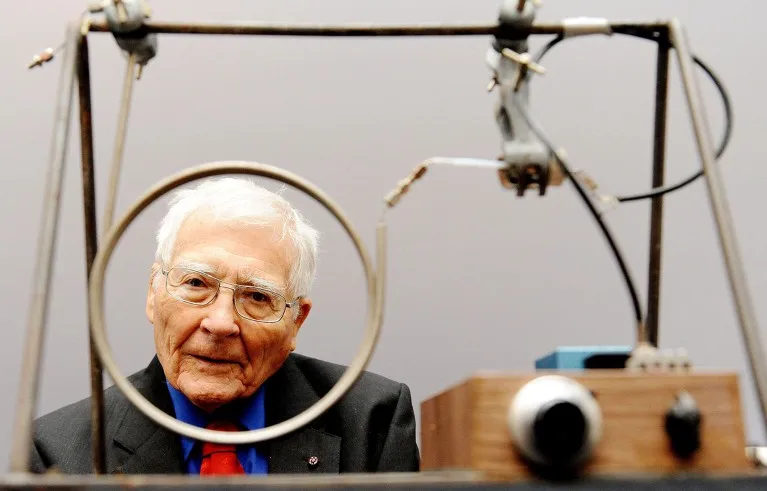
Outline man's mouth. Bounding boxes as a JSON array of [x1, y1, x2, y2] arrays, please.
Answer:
[[193, 354, 236, 365]]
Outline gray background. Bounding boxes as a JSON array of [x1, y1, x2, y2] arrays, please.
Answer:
[[1, 0, 765, 470]]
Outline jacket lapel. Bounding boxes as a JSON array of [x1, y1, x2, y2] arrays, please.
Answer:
[[107, 355, 342, 474], [264, 355, 341, 474], [110, 358, 184, 474], [112, 423, 184, 474]]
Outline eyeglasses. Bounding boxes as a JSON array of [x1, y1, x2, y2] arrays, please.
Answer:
[[161, 267, 298, 323]]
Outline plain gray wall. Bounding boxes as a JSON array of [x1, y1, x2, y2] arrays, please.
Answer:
[[2, 0, 766, 471]]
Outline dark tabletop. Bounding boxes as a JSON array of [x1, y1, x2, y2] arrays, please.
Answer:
[[2, 471, 767, 490]]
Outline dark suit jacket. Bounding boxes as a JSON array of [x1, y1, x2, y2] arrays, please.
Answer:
[[31, 353, 420, 474]]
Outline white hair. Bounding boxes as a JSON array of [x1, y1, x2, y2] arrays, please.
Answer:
[[153, 177, 319, 299]]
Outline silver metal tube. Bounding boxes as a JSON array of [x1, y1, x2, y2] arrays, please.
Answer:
[[669, 18, 767, 429], [85, 19, 665, 37], [102, 55, 136, 234], [87, 54, 136, 473], [9, 22, 80, 473]]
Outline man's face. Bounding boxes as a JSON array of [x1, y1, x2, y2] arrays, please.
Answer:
[[145, 211, 312, 412]]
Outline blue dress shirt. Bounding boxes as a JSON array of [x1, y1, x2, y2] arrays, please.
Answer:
[[165, 382, 269, 474]]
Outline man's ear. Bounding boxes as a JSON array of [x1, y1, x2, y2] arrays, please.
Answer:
[[145, 263, 161, 325], [289, 298, 312, 351], [295, 298, 312, 329]]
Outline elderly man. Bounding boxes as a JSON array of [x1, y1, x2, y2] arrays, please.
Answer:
[[31, 177, 419, 475]]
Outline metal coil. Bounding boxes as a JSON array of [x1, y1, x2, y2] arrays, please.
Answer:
[[87, 160, 386, 444]]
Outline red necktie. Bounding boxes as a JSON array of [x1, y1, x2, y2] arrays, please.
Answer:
[[200, 421, 245, 475]]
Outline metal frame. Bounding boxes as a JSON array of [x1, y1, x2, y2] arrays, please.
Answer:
[[8, 14, 767, 486], [645, 27, 670, 348]]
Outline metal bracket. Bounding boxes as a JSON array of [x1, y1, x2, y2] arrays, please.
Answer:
[[90, 0, 157, 77], [494, 0, 538, 53], [488, 0, 560, 197]]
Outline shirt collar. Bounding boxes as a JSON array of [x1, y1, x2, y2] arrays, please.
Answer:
[[165, 382, 266, 462]]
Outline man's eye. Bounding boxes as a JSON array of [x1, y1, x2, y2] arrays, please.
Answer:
[[185, 277, 206, 288], [250, 291, 269, 303]]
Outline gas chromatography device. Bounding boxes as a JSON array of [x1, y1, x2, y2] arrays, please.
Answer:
[[8, 0, 767, 487]]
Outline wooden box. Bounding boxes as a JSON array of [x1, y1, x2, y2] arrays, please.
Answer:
[[421, 371, 751, 480]]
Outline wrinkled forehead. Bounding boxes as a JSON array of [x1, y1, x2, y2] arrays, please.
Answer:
[[169, 211, 294, 291]]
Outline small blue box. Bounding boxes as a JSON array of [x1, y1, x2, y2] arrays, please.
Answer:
[[535, 346, 632, 371]]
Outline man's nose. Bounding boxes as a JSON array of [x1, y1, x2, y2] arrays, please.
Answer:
[[200, 287, 240, 337]]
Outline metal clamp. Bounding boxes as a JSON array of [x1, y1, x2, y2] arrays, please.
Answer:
[[90, 0, 157, 76], [487, 0, 560, 196], [494, 0, 539, 52]]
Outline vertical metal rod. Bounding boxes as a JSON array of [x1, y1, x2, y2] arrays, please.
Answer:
[[8, 23, 79, 473], [646, 29, 670, 348], [102, 55, 136, 234], [77, 32, 106, 474], [669, 18, 767, 429], [84, 57, 138, 474]]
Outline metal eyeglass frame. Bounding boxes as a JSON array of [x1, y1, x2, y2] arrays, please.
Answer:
[[161, 266, 300, 324]]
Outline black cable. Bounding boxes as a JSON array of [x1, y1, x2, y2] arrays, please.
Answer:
[[616, 54, 732, 202], [509, 91, 645, 326], [529, 32, 733, 203], [496, 34, 645, 327], [532, 34, 564, 63], [506, 30, 733, 331]]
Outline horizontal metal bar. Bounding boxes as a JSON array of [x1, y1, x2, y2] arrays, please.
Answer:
[[87, 19, 665, 37]]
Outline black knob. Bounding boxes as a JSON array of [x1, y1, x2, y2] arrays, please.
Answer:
[[532, 400, 588, 466], [664, 391, 702, 459]]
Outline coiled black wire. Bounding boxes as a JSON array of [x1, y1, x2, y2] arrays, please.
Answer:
[[509, 29, 733, 333], [531, 32, 733, 203], [506, 30, 732, 330]]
